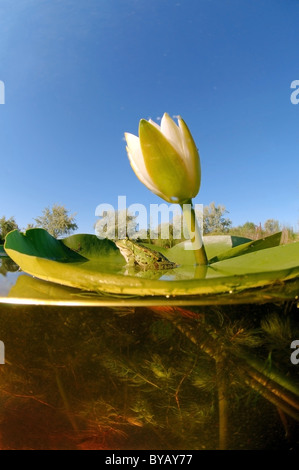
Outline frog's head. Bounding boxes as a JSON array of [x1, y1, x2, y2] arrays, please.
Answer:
[[115, 237, 131, 249], [115, 238, 134, 263]]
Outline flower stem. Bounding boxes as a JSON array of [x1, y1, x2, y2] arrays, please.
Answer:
[[180, 199, 208, 266]]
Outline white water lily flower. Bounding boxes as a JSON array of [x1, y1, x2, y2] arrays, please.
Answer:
[[124, 113, 201, 204]]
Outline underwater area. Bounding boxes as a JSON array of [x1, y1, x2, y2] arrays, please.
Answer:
[[1, 258, 299, 450]]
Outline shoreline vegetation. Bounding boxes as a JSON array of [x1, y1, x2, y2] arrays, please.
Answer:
[[1, 203, 298, 247]]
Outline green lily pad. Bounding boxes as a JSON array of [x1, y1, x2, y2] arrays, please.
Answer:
[[61, 233, 121, 260], [4, 228, 299, 299], [4, 228, 86, 262], [208, 232, 282, 263], [6, 274, 299, 306], [166, 233, 279, 265]]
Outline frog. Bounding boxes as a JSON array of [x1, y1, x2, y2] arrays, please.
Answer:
[[115, 238, 177, 270]]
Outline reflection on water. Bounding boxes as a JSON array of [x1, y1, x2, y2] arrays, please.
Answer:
[[0, 302, 298, 450], [0, 258, 22, 296], [0, 257, 19, 276]]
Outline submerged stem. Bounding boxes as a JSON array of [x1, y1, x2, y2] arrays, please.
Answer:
[[216, 357, 229, 450], [180, 199, 208, 266]]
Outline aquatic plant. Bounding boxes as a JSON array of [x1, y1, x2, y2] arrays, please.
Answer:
[[125, 113, 208, 265]]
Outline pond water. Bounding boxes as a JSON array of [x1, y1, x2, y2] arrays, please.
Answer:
[[0, 258, 299, 450]]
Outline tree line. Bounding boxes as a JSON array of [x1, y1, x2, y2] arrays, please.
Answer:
[[94, 202, 298, 247], [0, 204, 77, 243], [0, 202, 297, 245]]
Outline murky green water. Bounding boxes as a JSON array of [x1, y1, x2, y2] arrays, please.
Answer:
[[0, 297, 299, 450]]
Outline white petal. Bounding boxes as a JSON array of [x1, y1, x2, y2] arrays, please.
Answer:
[[148, 119, 161, 130], [124, 133, 143, 164], [124, 133, 166, 198], [177, 118, 201, 194], [160, 113, 184, 157]]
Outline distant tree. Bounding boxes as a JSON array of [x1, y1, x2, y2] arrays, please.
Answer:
[[95, 209, 139, 240], [281, 226, 297, 244], [230, 221, 257, 239], [25, 223, 36, 231], [263, 219, 280, 234], [148, 203, 232, 244], [0, 216, 19, 243], [203, 202, 232, 234], [242, 222, 257, 233], [145, 203, 232, 245], [34, 204, 78, 238]]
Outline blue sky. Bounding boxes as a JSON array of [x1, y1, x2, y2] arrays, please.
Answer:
[[0, 0, 298, 234]]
